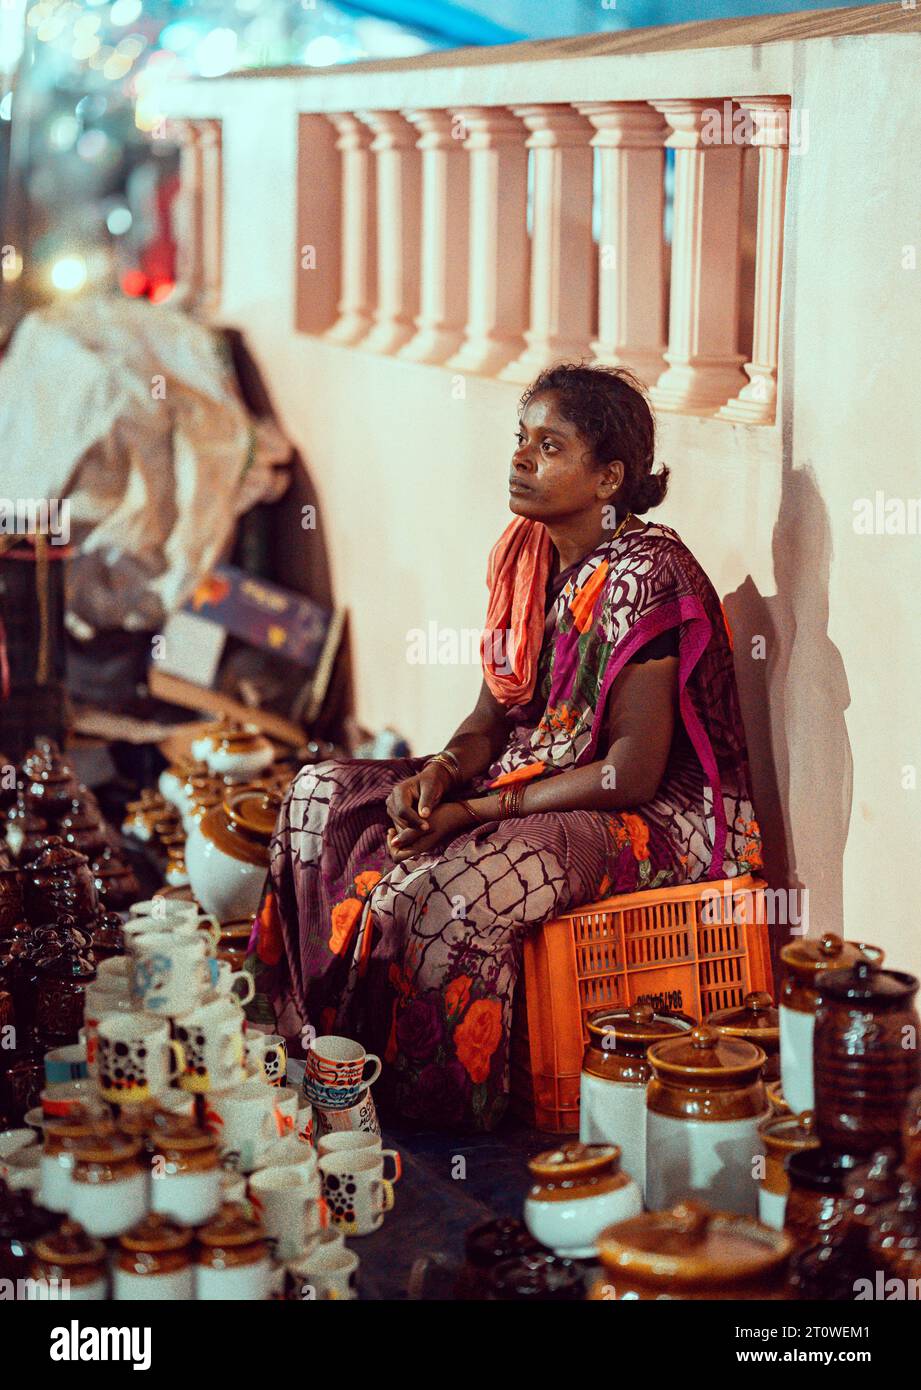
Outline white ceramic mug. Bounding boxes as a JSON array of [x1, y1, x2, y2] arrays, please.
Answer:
[[246, 1032, 288, 1086], [125, 913, 221, 950], [205, 1081, 279, 1172], [249, 1161, 323, 1260], [95, 1012, 185, 1105], [173, 998, 247, 1094], [318, 1150, 393, 1236], [211, 960, 255, 1005], [287, 1237, 359, 1301], [303, 1035, 381, 1110], [130, 933, 211, 1015], [313, 1087, 381, 1139], [317, 1131, 402, 1183]]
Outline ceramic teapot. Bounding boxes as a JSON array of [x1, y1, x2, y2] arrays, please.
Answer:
[[186, 787, 280, 922]]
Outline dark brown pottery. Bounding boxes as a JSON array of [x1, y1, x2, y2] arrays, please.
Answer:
[[5, 799, 48, 863], [583, 1003, 695, 1085], [0, 1179, 58, 1281], [904, 1086, 921, 1186], [34, 944, 96, 1044], [707, 991, 780, 1082], [21, 838, 98, 926], [0, 868, 24, 935], [813, 961, 920, 1160], [117, 1214, 194, 1282], [868, 1180, 921, 1286], [89, 849, 141, 914], [196, 1202, 268, 1271], [645, 1025, 768, 1121], [455, 1216, 543, 1300], [22, 758, 81, 823], [58, 806, 108, 861], [784, 1147, 860, 1250], [32, 1219, 108, 1292], [593, 1199, 793, 1300], [488, 1250, 584, 1301], [88, 911, 126, 962]]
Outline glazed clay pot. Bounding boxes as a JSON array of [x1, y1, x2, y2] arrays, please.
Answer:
[[524, 1141, 642, 1259], [579, 1004, 694, 1198], [205, 726, 274, 782], [813, 961, 921, 1160], [783, 1147, 859, 1250], [645, 1026, 769, 1217], [186, 788, 280, 922], [88, 910, 126, 962], [905, 1086, 921, 1186], [89, 849, 141, 914], [455, 1216, 542, 1300], [69, 1133, 148, 1238], [121, 790, 170, 843], [592, 1199, 794, 1300], [195, 1201, 272, 1301], [20, 837, 98, 926], [0, 868, 24, 935], [5, 800, 48, 863], [31, 1219, 108, 1300], [779, 933, 883, 1116], [868, 1180, 921, 1287], [0, 1179, 58, 1282], [34, 944, 96, 1044], [40, 1106, 110, 1213], [756, 1109, 819, 1230], [22, 758, 81, 824], [488, 1251, 585, 1302], [707, 991, 780, 1083], [149, 1113, 222, 1226], [115, 1214, 196, 1301], [57, 806, 108, 861]]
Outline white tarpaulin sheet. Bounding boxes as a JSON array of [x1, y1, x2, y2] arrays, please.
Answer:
[[0, 295, 290, 634]]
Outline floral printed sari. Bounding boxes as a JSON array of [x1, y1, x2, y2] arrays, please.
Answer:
[[249, 522, 762, 1130]]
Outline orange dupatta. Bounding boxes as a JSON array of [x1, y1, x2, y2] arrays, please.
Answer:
[[480, 517, 553, 707]]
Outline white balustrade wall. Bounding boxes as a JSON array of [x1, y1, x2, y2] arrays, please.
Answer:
[[158, 8, 921, 981]]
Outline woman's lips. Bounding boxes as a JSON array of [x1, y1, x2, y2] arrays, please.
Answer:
[[508, 478, 533, 496]]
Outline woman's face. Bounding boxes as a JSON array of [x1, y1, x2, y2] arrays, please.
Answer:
[[509, 390, 622, 523]]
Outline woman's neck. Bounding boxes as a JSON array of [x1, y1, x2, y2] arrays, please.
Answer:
[[546, 511, 640, 570]]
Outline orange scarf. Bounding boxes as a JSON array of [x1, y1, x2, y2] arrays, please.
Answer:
[[481, 517, 553, 706]]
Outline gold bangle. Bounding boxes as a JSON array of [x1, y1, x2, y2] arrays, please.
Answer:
[[455, 799, 480, 826], [426, 751, 460, 785]]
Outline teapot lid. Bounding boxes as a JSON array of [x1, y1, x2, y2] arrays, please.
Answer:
[[225, 788, 280, 840], [780, 932, 883, 977], [119, 1213, 194, 1253], [596, 1200, 793, 1286], [33, 1219, 106, 1266], [706, 991, 779, 1039], [586, 1003, 695, 1048], [198, 1202, 265, 1247], [24, 836, 89, 870], [820, 959, 918, 1003], [647, 1025, 766, 1082], [528, 1141, 621, 1181]]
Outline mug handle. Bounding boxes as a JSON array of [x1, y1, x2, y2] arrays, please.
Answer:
[[381, 1149, 402, 1183], [231, 971, 255, 1005], [361, 1053, 382, 1088], [168, 1040, 186, 1081], [377, 1178, 394, 1214], [198, 915, 222, 949]]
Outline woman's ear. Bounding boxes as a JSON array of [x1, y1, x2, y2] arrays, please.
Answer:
[[597, 459, 625, 500]]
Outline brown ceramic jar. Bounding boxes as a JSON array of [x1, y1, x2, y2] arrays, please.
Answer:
[[42, 1108, 114, 1214], [34, 943, 96, 1043], [783, 1147, 860, 1250], [488, 1251, 585, 1301], [21, 837, 98, 926], [868, 1180, 921, 1286], [31, 1220, 108, 1299], [707, 991, 780, 1082], [779, 932, 883, 1116], [904, 1086, 921, 1186], [70, 1133, 148, 1238], [4, 799, 48, 863], [115, 1214, 195, 1298], [592, 1199, 794, 1300], [22, 758, 81, 824], [88, 910, 126, 962], [756, 1109, 819, 1230], [0, 867, 24, 935], [57, 806, 108, 861], [121, 789, 170, 841], [813, 961, 920, 1160], [455, 1216, 542, 1300], [89, 849, 140, 914]]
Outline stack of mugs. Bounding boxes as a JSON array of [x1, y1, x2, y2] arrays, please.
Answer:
[[300, 1034, 402, 1239]]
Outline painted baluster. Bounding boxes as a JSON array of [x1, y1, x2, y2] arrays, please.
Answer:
[[174, 120, 203, 308], [198, 119, 223, 319], [499, 104, 595, 384], [446, 107, 528, 376], [358, 110, 421, 355], [578, 102, 668, 392], [718, 97, 791, 424], [326, 113, 377, 346], [650, 98, 748, 415], [399, 109, 468, 365]]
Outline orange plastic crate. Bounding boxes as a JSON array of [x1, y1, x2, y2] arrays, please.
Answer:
[[511, 875, 773, 1133]]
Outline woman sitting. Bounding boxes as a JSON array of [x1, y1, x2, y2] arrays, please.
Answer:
[[250, 363, 762, 1130]]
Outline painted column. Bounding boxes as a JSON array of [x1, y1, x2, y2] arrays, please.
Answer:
[[577, 101, 668, 391], [326, 113, 377, 346], [718, 96, 791, 424], [650, 98, 748, 414], [499, 104, 595, 384], [357, 110, 421, 355], [197, 118, 223, 319], [399, 109, 468, 364], [445, 106, 529, 376], [173, 120, 203, 307]]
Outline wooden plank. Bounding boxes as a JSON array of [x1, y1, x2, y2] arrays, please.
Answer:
[[147, 667, 304, 746]]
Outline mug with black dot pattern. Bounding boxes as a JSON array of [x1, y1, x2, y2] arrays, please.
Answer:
[[96, 1011, 185, 1105]]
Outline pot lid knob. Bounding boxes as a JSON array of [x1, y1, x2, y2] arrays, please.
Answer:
[[628, 1003, 654, 1025], [818, 932, 844, 956], [690, 1025, 719, 1049], [744, 991, 772, 1013], [669, 1200, 710, 1243]]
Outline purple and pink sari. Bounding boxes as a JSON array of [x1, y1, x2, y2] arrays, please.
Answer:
[[249, 523, 762, 1130]]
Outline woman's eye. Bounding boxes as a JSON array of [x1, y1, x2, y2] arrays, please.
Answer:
[[541, 440, 557, 454]]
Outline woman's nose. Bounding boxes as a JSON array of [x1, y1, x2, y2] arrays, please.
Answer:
[[513, 448, 535, 472]]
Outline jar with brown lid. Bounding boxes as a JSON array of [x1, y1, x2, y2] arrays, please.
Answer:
[[707, 991, 780, 1081], [591, 1200, 793, 1300], [70, 1132, 148, 1238], [814, 962, 920, 1160], [195, 1201, 272, 1301], [150, 1113, 222, 1226], [41, 1106, 113, 1214], [524, 1142, 641, 1259], [580, 1004, 694, 1197], [21, 836, 98, 926], [756, 1109, 818, 1230], [783, 1146, 859, 1251], [454, 1217, 542, 1300], [790, 1150, 905, 1300], [779, 933, 883, 1115], [114, 1213, 195, 1300], [488, 1251, 585, 1301], [645, 1026, 768, 1216], [31, 1219, 108, 1300]]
